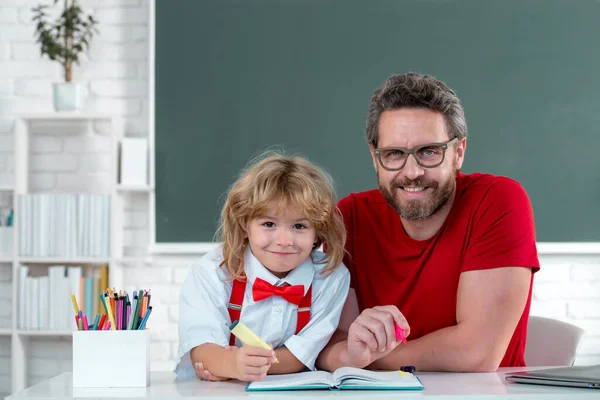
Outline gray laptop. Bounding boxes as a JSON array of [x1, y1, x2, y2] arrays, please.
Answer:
[[505, 365, 600, 389]]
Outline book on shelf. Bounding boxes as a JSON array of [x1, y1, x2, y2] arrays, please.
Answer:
[[245, 367, 424, 391], [18, 193, 110, 258], [18, 264, 108, 330]]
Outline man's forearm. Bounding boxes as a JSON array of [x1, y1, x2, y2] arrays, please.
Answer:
[[315, 331, 352, 372], [370, 324, 501, 372], [190, 343, 237, 379]]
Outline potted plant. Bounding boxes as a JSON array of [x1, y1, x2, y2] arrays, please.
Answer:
[[32, 0, 98, 111]]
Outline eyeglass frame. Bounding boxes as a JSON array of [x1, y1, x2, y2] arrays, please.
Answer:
[[374, 137, 459, 171]]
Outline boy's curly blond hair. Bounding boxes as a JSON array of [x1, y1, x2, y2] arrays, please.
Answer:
[[217, 152, 346, 280]]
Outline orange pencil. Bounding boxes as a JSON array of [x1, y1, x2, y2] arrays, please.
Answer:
[[141, 293, 148, 318]]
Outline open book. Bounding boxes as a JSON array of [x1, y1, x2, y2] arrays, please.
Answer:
[[246, 367, 424, 391]]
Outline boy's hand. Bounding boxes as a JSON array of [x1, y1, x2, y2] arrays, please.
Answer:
[[194, 361, 230, 381], [193, 345, 234, 381], [232, 345, 278, 381]]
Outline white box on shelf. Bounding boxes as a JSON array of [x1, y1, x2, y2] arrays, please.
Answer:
[[119, 138, 148, 186], [0, 227, 13, 258], [73, 330, 150, 388]]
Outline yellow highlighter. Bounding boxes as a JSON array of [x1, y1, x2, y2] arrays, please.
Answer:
[[104, 294, 117, 330], [229, 320, 279, 363], [70, 293, 79, 314]]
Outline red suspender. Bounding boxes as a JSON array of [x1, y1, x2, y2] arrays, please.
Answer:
[[296, 285, 312, 334], [227, 279, 246, 346], [227, 279, 312, 346]]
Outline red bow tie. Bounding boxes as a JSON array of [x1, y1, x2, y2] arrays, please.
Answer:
[[252, 277, 305, 306]]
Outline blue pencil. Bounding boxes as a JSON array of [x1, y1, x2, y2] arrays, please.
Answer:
[[137, 306, 153, 330], [92, 314, 100, 331]]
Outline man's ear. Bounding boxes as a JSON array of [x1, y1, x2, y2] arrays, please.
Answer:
[[455, 138, 467, 170], [369, 146, 379, 172]]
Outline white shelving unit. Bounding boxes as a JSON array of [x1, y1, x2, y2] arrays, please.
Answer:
[[16, 258, 112, 264], [3, 114, 152, 393], [16, 330, 75, 337]]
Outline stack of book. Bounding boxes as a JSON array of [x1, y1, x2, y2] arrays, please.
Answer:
[[18, 265, 108, 330], [18, 193, 110, 258]]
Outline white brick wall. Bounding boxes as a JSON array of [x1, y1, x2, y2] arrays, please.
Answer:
[[0, 0, 599, 395], [26, 338, 72, 388], [534, 255, 600, 366]]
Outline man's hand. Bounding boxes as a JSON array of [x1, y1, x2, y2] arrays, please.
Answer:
[[232, 345, 278, 381], [346, 305, 410, 367]]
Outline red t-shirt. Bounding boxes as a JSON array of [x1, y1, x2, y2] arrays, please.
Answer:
[[338, 172, 540, 367]]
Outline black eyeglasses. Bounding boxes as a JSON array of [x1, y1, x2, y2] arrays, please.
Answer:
[[374, 138, 459, 171]]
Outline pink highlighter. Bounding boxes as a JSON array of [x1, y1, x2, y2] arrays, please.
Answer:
[[394, 323, 407, 344]]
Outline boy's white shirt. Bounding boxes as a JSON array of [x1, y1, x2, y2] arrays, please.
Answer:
[[175, 246, 350, 379]]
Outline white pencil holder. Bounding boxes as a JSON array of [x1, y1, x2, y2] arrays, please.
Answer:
[[73, 330, 150, 388], [0, 227, 12, 258]]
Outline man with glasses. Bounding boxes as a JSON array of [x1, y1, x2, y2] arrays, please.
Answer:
[[316, 73, 540, 372]]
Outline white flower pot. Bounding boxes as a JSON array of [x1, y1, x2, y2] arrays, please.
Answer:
[[53, 82, 82, 111]]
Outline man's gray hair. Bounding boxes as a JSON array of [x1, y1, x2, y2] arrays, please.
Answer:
[[366, 72, 468, 147]]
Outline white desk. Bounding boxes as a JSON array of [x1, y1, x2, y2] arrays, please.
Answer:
[[5, 368, 599, 400]]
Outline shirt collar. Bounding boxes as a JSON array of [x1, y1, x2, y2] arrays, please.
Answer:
[[244, 246, 315, 296]]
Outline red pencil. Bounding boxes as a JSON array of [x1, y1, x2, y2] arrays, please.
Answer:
[[98, 314, 107, 330]]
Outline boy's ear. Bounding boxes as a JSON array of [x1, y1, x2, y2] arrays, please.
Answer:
[[313, 235, 322, 249]]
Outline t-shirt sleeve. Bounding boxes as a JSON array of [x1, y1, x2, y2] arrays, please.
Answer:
[[462, 178, 540, 273], [337, 195, 356, 288], [174, 256, 231, 379], [283, 265, 350, 370]]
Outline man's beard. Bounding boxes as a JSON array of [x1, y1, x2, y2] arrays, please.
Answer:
[[379, 170, 457, 221]]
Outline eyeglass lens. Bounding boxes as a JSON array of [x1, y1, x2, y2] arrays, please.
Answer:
[[379, 145, 445, 169]]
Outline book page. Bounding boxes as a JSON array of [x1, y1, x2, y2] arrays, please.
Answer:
[[247, 370, 333, 390], [333, 367, 422, 388]]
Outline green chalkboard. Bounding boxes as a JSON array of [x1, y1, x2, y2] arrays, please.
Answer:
[[155, 0, 600, 243]]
